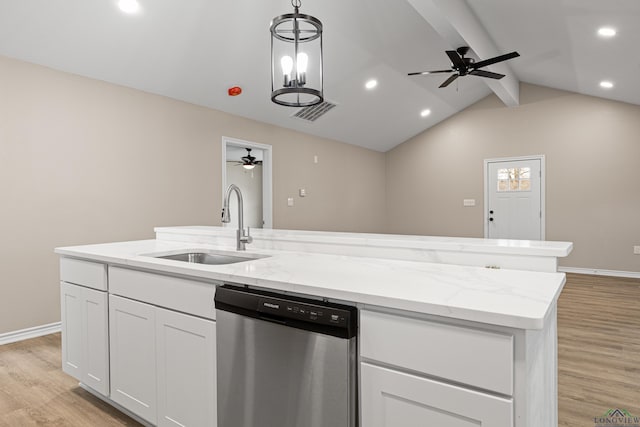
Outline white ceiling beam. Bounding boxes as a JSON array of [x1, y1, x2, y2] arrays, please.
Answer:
[[407, 0, 520, 106]]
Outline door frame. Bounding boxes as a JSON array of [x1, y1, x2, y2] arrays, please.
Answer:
[[483, 155, 546, 240], [221, 136, 273, 229]]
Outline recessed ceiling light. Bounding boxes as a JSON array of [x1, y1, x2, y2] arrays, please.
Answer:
[[365, 79, 378, 90], [599, 81, 614, 89], [118, 0, 140, 14], [420, 109, 431, 117], [597, 27, 616, 37]]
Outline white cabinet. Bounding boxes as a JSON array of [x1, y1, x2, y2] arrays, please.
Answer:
[[361, 363, 513, 427], [61, 282, 83, 380], [109, 293, 217, 426], [360, 310, 513, 395], [360, 309, 515, 427], [81, 286, 110, 395], [156, 307, 216, 427], [109, 295, 158, 424], [60, 259, 109, 397]]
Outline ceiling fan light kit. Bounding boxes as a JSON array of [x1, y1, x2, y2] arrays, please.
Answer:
[[409, 46, 520, 88], [270, 0, 323, 107], [238, 148, 263, 170]]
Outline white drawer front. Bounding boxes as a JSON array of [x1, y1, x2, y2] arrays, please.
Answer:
[[109, 267, 217, 320], [361, 363, 513, 427], [60, 257, 107, 291], [361, 310, 514, 395]]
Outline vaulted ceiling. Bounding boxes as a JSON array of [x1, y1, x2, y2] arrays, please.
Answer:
[[0, 0, 637, 152]]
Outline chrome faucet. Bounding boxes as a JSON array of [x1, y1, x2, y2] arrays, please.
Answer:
[[221, 184, 253, 251]]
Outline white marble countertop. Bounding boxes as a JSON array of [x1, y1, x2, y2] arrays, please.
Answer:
[[156, 226, 573, 257], [55, 238, 565, 330]]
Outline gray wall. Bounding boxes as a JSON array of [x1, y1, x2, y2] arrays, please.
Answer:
[[386, 83, 640, 272], [0, 56, 386, 335]]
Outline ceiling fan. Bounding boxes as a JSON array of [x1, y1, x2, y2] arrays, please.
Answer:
[[234, 148, 263, 170], [408, 46, 520, 88]]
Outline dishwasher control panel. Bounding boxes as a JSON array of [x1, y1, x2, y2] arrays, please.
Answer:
[[258, 297, 349, 327], [215, 284, 358, 338]]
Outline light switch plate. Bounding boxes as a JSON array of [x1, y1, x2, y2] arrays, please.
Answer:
[[634, 246, 640, 255], [287, 197, 294, 207], [463, 199, 476, 207]]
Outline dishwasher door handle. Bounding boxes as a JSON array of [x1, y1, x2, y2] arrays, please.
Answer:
[[258, 314, 287, 325]]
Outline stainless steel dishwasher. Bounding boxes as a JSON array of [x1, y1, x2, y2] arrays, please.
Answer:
[[215, 284, 358, 427]]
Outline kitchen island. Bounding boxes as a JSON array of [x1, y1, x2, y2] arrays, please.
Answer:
[[55, 227, 570, 427]]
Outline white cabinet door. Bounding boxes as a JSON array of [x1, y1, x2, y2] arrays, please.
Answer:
[[61, 282, 83, 380], [109, 295, 157, 424], [60, 282, 110, 396], [156, 307, 217, 427], [361, 363, 513, 427], [81, 287, 109, 396]]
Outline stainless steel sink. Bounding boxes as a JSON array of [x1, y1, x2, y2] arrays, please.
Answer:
[[155, 251, 268, 265]]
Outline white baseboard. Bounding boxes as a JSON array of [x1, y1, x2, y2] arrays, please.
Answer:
[[0, 322, 62, 346], [559, 266, 640, 279]]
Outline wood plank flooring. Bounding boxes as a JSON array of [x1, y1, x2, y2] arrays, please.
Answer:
[[558, 273, 640, 426], [0, 333, 141, 426], [1, 273, 638, 426]]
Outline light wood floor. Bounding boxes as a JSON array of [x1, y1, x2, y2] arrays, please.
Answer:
[[0, 333, 141, 426], [1, 273, 639, 426], [558, 273, 640, 426]]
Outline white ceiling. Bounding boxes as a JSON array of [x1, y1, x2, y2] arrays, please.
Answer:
[[0, 0, 637, 152]]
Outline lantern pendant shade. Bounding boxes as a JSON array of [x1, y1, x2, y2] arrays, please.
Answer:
[[270, 1, 323, 107]]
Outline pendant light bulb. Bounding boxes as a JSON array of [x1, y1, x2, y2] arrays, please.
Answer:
[[297, 52, 309, 73], [281, 55, 293, 87], [281, 56, 293, 77]]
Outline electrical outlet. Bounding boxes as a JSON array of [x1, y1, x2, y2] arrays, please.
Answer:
[[634, 246, 640, 255], [299, 188, 306, 197], [313, 155, 318, 164]]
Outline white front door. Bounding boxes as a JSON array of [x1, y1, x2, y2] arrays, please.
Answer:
[[486, 157, 543, 240]]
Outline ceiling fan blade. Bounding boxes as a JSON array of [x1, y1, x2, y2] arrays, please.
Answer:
[[408, 69, 453, 76], [439, 74, 459, 88], [472, 51, 520, 69], [470, 69, 505, 79], [446, 50, 465, 69]]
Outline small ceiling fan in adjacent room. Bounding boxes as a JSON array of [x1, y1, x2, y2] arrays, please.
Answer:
[[408, 46, 520, 88], [234, 148, 263, 170]]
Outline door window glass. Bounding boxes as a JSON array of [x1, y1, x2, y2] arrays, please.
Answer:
[[497, 167, 531, 192]]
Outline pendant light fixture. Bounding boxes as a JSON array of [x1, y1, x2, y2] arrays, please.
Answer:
[[270, 0, 323, 107]]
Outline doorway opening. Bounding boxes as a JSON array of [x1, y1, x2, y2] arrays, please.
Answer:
[[484, 155, 545, 240], [222, 137, 273, 229]]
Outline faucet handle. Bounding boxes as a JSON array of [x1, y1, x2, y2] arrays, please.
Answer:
[[241, 227, 253, 244]]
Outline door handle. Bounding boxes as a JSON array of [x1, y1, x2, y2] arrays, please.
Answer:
[[489, 218, 494, 222]]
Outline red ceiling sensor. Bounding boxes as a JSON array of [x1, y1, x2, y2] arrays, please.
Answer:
[[228, 86, 242, 96]]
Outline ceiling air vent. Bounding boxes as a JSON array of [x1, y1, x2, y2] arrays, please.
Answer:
[[291, 101, 337, 122]]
